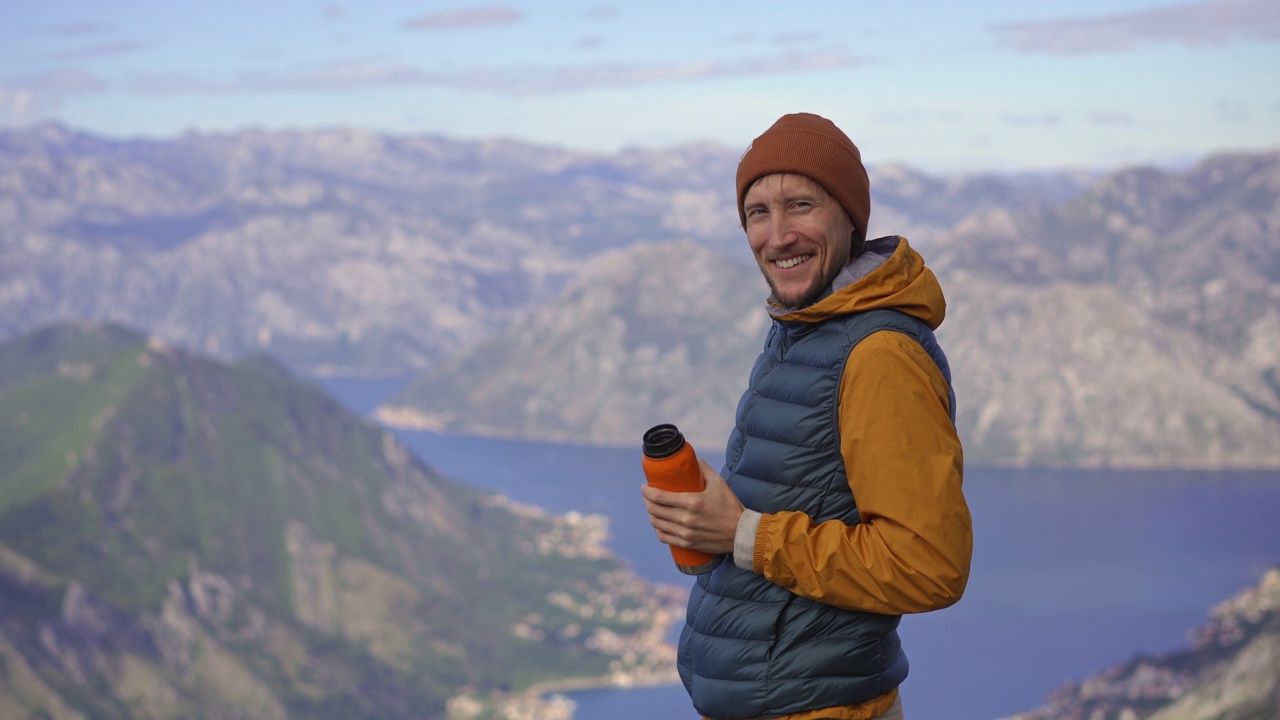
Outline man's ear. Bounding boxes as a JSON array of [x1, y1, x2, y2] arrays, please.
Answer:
[[850, 229, 865, 258]]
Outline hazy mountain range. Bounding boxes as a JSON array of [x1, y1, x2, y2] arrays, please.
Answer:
[[0, 122, 1085, 376], [0, 323, 681, 719], [2, 123, 1277, 467], [383, 152, 1280, 468]]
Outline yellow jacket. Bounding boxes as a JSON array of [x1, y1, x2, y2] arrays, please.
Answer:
[[734, 236, 972, 720]]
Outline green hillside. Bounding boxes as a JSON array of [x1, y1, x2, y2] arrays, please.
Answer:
[[0, 323, 680, 720]]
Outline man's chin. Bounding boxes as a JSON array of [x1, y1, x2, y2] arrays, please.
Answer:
[[769, 282, 822, 310]]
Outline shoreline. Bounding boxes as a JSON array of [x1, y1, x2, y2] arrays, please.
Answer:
[[459, 666, 682, 720], [525, 671, 682, 699]]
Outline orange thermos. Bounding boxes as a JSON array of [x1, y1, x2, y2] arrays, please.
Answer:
[[641, 423, 724, 575]]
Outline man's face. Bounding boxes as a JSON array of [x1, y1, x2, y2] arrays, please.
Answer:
[[743, 173, 855, 310]]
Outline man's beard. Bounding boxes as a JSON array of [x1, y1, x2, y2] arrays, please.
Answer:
[[764, 262, 840, 310]]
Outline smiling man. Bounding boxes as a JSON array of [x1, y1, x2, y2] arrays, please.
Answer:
[[642, 112, 973, 720]]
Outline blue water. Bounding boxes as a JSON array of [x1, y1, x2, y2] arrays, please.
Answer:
[[316, 377, 1280, 720]]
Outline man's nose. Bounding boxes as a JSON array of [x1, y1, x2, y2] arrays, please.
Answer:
[[767, 212, 795, 248]]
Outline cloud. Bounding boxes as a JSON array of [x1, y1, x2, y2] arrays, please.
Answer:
[[871, 109, 966, 124], [992, 0, 1280, 55], [0, 70, 108, 126], [1001, 112, 1062, 127], [400, 6, 524, 31], [1215, 99, 1250, 122], [1089, 111, 1136, 125], [0, 86, 38, 125], [773, 31, 824, 45], [49, 40, 152, 61], [44, 21, 114, 37], [124, 49, 866, 97]]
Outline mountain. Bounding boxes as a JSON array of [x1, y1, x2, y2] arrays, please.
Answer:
[[0, 323, 683, 719], [379, 240, 768, 448], [3, 122, 1273, 467], [0, 123, 1083, 377], [934, 151, 1280, 467], [1002, 567, 1280, 720], [0, 124, 743, 376], [867, 163, 1096, 248], [381, 151, 1280, 468]]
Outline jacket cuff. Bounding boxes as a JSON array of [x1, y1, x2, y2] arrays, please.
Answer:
[[734, 509, 763, 571]]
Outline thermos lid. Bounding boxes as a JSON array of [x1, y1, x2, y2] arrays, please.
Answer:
[[642, 423, 686, 459]]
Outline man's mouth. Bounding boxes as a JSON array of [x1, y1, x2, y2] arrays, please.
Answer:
[[775, 255, 812, 270]]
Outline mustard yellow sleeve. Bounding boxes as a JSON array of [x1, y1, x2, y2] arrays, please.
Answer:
[[754, 330, 972, 615]]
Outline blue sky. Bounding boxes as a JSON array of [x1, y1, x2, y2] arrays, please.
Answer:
[[2, 0, 1278, 172]]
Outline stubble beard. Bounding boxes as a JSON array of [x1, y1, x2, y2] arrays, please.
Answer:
[[763, 264, 837, 310]]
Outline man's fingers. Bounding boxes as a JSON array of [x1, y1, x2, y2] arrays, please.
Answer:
[[641, 482, 697, 509]]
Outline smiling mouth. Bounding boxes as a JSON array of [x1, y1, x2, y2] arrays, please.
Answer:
[[775, 255, 813, 269]]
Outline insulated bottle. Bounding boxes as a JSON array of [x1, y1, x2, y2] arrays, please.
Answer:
[[641, 423, 723, 575]]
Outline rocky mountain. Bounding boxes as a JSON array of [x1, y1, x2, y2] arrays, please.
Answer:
[[381, 151, 1280, 468], [380, 241, 769, 448], [0, 123, 1084, 377], [0, 123, 733, 375], [935, 151, 1280, 467], [1002, 567, 1280, 720], [0, 323, 682, 719], [867, 162, 1097, 248], [3, 122, 1273, 467]]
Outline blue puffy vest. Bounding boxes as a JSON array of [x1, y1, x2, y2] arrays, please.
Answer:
[[678, 308, 954, 719]]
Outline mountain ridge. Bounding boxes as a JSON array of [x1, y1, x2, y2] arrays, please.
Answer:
[[377, 148, 1280, 468], [3, 123, 1277, 467], [0, 321, 682, 719], [0, 122, 1090, 375]]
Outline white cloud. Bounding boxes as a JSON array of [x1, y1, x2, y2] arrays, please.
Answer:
[[0, 71, 107, 126], [43, 21, 114, 37], [992, 0, 1280, 54], [0, 85, 38, 125], [1001, 112, 1062, 127], [1089, 111, 1137, 126], [120, 49, 866, 97], [400, 6, 524, 31], [48, 40, 152, 62]]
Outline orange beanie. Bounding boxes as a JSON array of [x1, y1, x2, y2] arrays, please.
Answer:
[[735, 112, 870, 242]]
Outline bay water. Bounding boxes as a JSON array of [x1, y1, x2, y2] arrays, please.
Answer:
[[317, 377, 1280, 720]]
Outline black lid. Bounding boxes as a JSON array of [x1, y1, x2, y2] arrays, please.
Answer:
[[642, 423, 685, 458]]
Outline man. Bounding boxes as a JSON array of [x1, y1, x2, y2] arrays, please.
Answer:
[[642, 112, 972, 720]]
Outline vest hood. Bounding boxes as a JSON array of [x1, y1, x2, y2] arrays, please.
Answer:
[[772, 236, 947, 330]]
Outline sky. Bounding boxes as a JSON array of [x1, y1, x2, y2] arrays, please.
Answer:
[[2, 0, 1279, 173]]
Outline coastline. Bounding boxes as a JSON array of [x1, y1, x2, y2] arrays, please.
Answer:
[[452, 658, 682, 720], [525, 666, 682, 697], [447, 591, 686, 720]]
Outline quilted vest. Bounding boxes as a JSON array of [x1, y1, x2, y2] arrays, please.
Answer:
[[678, 308, 954, 719]]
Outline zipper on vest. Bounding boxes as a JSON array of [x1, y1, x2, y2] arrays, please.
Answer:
[[766, 321, 784, 361]]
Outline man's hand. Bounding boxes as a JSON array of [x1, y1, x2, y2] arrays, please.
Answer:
[[641, 460, 745, 555]]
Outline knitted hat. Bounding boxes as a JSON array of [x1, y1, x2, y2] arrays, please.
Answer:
[[735, 112, 870, 242]]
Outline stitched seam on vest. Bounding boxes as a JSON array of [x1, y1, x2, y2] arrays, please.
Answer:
[[763, 593, 795, 716]]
